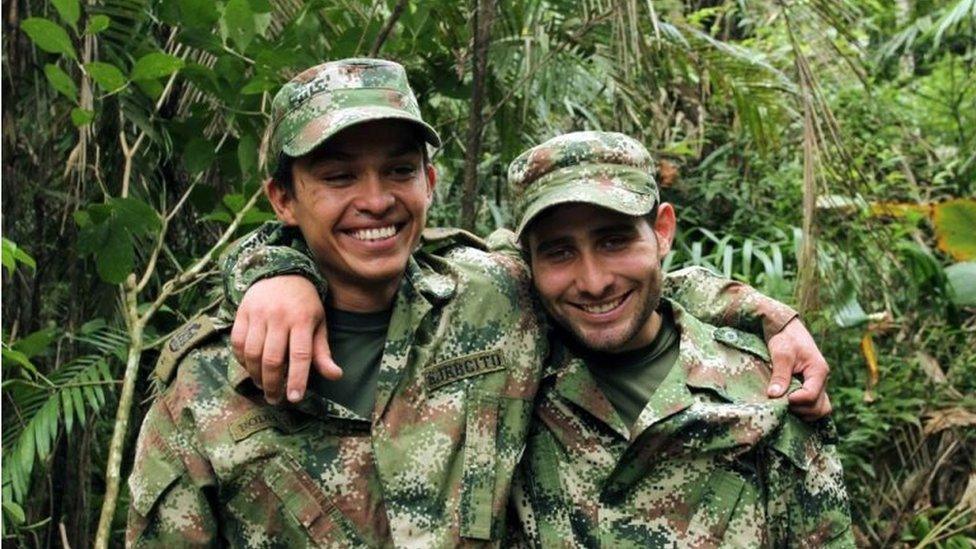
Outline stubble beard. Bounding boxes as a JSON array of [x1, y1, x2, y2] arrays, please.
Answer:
[[557, 268, 664, 354]]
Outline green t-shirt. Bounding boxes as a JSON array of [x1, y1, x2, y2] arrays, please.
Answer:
[[583, 305, 680, 430], [307, 305, 390, 420]]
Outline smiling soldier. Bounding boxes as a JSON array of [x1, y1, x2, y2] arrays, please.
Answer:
[[507, 132, 855, 547], [128, 58, 836, 548]]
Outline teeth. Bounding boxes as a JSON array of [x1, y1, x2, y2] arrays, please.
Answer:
[[350, 225, 397, 241], [580, 296, 624, 314]]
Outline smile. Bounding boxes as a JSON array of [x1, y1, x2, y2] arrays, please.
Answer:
[[573, 291, 631, 315], [346, 224, 402, 242]]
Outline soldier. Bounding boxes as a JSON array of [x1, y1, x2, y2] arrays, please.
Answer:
[[127, 58, 549, 547], [506, 132, 854, 547], [128, 58, 832, 547]]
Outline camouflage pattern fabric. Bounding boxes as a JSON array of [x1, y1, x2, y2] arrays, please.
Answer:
[[510, 300, 854, 548], [128, 237, 549, 547], [270, 58, 440, 159], [507, 131, 659, 237]]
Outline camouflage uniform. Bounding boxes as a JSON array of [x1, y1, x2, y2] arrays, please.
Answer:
[[507, 132, 854, 548], [510, 302, 853, 547], [127, 63, 805, 547], [128, 229, 548, 547]]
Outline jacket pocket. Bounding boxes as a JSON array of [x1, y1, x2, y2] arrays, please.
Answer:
[[460, 390, 500, 540], [688, 467, 747, 542], [262, 454, 367, 548]]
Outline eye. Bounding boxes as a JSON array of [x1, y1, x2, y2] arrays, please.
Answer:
[[600, 236, 630, 251], [541, 247, 574, 263], [388, 163, 420, 180]]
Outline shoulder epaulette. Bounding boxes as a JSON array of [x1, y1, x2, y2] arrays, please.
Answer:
[[153, 315, 227, 384], [420, 227, 487, 254], [712, 326, 771, 362]]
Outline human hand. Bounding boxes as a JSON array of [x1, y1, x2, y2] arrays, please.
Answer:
[[766, 318, 832, 421], [229, 275, 341, 404]]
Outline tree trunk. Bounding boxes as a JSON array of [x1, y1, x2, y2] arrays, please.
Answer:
[[459, 0, 496, 231]]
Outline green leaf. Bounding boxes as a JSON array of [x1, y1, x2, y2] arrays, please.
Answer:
[[238, 132, 258, 178], [111, 197, 161, 235], [130, 52, 184, 82], [84, 14, 110, 35], [223, 0, 256, 51], [12, 327, 59, 359], [178, 0, 219, 28], [61, 390, 74, 434], [70, 107, 94, 127], [248, 0, 272, 13], [1, 238, 36, 275], [20, 18, 77, 60], [85, 61, 127, 92], [182, 137, 216, 173], [934, 198, 976, 261], [946, 262, 976, 307], [1, 347, 36, 372], [3, 501, 26, 525], [51, 0, 80, 30], [43, 63, 78, 103], [95, 224, 133, 284]]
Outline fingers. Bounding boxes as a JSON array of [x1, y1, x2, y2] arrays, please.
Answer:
[[789, 393, 832, 421], [261, 325, 288, 404], [312, 319, 343, 381], [766, 346, 795, 398], [242, 320, 267, 389], [285, 324, 313, 403], [230, 310, 249, 367], [787, 360, 830, 406]]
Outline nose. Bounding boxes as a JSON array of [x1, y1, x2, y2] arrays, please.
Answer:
[[354, 172, 395, 216], [574, 250, 614, 298]]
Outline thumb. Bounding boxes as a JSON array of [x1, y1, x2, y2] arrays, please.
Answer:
[[312, 319, 343, 380], [766, 347, 794, 398]]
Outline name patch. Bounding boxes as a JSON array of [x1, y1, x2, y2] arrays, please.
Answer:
[[229, 409, 298, 442], [425, 350, 505, 391]]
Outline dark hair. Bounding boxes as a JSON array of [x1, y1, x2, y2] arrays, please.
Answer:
[[270, 127, 431, 196]]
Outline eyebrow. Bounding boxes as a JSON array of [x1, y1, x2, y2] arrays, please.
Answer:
[[590, 223, 638, 237], [308, 142, 421, 165], [533, 235, 573, 255]]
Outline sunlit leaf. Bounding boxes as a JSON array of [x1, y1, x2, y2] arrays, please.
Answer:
[[51, 0, 80, 30], [84, 14, 110, 35], [85, 61, 127, 92], [20, 18, 76, 60], [70, 107, 95, 127], [933, 198, 976, 261], [43, 63, 78, 103], [223, 0, 256, 51], [130, 52, 184, 82]]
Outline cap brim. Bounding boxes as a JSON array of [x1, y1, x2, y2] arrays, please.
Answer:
[[281, 105, 441, 158], [515, 183, 656, 239]]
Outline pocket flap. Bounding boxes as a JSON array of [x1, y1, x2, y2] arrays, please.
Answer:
[[129, 441, 185, 517]]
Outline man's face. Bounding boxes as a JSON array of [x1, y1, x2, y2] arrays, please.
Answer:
[[267, 120, 435, 303], [526, 203, 675, 353]]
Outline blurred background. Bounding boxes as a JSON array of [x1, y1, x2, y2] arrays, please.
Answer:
[[2, 0, 974, 546]]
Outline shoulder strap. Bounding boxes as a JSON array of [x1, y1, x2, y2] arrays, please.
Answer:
[[153, 315, 226, 384], [420, 227, 488, 254]]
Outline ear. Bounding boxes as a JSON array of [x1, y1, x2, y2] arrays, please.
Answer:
[[424, 164, 437, 205], [652, 202, 676, 258], [265, 177, 298, 226]]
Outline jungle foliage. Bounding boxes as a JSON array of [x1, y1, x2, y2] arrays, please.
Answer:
[[2, 0, 974, 546]]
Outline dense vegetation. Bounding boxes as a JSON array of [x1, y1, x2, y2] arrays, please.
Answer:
[[2, 0, 974, 546]]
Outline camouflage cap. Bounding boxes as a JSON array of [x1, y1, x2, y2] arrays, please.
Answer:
[[509, 131, 659, 238], [269, 58, 441, 159]]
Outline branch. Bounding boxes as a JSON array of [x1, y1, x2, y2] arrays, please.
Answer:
[[139, 186, 264, 323], [369, 0, 409, 56]]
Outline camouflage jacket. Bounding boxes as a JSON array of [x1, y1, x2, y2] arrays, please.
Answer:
[[128, 223, 800, 548], [127, 235, 548, 547], [510, 301, 854, 548]]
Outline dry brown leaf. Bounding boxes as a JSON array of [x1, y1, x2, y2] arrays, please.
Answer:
[[916, 351, 947, 384], [923, 407, 976, 436]]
